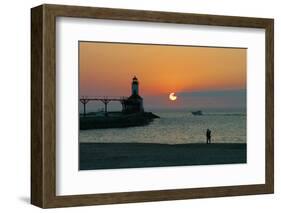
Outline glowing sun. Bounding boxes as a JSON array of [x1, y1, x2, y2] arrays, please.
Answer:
[[169, 92, 177, 101]]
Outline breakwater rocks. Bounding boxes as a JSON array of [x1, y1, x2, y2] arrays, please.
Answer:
[[80, 112, 160, 130]]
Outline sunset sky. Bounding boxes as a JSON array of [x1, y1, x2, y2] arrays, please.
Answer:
[[79, 42, 246, 111]]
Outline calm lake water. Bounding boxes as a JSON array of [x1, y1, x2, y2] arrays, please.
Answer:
[[79, 110, 246, 144]]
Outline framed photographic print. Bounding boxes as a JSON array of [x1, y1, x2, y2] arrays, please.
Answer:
[[31, 4, 274, 208]]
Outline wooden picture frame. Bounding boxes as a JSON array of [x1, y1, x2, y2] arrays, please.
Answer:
[[31, 4, 274, 208]]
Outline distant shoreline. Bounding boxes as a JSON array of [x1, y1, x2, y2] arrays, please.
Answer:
[[79, 142, 246, 170]]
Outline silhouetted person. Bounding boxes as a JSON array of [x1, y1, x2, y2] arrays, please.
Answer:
[[206, 129, 211, 144]]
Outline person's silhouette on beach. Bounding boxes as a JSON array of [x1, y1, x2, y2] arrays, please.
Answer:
[[206, 129, 211, 144]]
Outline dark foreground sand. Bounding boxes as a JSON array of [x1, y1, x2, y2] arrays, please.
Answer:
[[79, 143, 246, 170]]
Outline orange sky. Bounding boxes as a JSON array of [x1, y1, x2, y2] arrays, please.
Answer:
[[79, 42, 246, 97]]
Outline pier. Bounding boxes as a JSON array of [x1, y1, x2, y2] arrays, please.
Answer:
[[79, 77, 158, 129], [79, 96, 128, 116]]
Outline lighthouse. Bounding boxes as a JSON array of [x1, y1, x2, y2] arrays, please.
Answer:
[[132, 76, 139, 95], [122, 76, 144, 113]]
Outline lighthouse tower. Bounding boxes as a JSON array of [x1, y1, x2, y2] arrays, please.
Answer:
[[122, 76, 144, 113], [132, 76, 139, 95]]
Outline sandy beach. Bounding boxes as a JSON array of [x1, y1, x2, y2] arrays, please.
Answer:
[[79, 142, 246, 170]]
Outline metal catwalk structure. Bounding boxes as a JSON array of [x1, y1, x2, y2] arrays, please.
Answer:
[[79, 96, 128, 116]]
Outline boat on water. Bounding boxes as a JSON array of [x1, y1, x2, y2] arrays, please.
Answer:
[[191, 110, 203, 116]]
